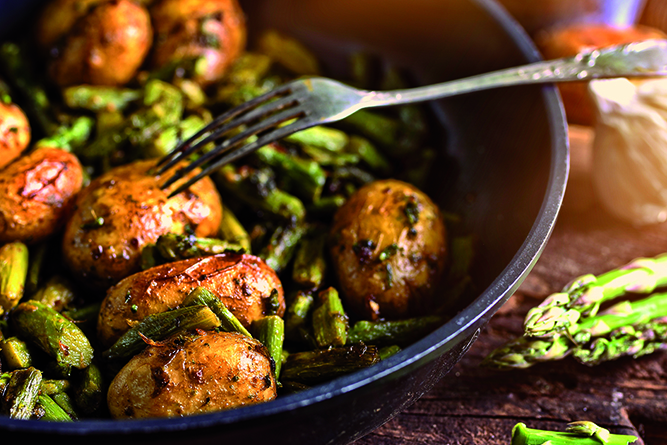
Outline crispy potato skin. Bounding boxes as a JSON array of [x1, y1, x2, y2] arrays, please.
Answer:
[[0, 147, 83, 244], [0, 102, 30, 170], [97, 253, 284, 347], [62, 159, 222, 290], [329, 179, 447, 320], [48, 0, 153, 86], [108, 331, 277, 419], [150, 0, 246, 86]]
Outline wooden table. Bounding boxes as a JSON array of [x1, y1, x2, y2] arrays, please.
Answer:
[[355, 174, 667, 444]]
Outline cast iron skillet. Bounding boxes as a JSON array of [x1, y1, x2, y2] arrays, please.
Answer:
[[0, 0, 569, 443]]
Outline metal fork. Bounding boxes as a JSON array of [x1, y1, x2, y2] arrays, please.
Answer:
[[156, 39, 667, 196]]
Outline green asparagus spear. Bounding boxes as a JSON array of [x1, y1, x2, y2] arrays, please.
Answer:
[[312, 287, 348, 348], [227, 52, 273, 84], [299, 144, 360, 167], [37, 393, 73, 422], [103, 304, 221, 362], [283, 290, 315, 342], [40, 379, 71, 395], [0, 337, 34, 370], [219, 203, 252, 253], [34, 115, 94, 153], [50, 392, 78, 420], [154, 233, 245, 262], [572, 321, 667, 366], [1, 367, 42, 419], [306, 195, 347, 217], [251, 315, 285, 379], [280, 343, 381, 384], [0, 42, 58, 136], [340, 109, 400, 150], [511, 422, 638, 445], [72, 363, 104, 416], [345, 135, 392, 176], [182, 287, 252, 337], [215, 164, 306, 223], [11, 300, 94, 370], [255, 144, 326, 202], [284, 126, 349, 153], [483, 292, 667, 369], [378, 345, 401, 360], [257, 29, 320, 76], [524, 253, 667, 339], [258, 222, 308, 274], [291, 228, 328, 289], [0, 241, 29, 316], [62, 85, 141, 112], [346, 316, 443, 347], [30, 275, 77, 312], [482, 335, 572, 369]]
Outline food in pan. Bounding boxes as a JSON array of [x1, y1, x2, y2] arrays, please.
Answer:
[[0, 0, 471, 421]]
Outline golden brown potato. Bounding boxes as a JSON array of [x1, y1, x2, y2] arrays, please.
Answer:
[[107, 331, 277, 419], [62, 158, 222, 290], [97, 252, 284, 347], [48, 0, 153, 86], [150, 0, 246, 86], [329, 179, 447, 320], [0, 101, 30, 170], [0, 147, 83, 244], [534, 23, 667, 126], [34, 0, 106, 50]]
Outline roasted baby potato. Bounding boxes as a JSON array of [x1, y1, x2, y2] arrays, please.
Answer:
[[46, 0, 153, 86], [97, 252, 284, 347], [62, 158, 222, 290], [0, 146, 83, 244], [0, 101, 31, 170], [150, 0, 247, 86], [34, 0, 105, 50], [107, 330, 277, 418], [329, 179, 447, 320]]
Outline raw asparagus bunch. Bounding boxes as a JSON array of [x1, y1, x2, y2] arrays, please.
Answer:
[[483, 292, 667, 369], [523, 253, 667, 339]]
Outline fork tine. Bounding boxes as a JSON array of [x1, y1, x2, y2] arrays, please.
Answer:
[[154, 82, 296, 175], [166, 118, 315, 198], [160, 104, 307, 191]]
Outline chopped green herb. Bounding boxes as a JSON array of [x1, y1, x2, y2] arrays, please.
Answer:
[[403, 197, 420, 226], [378, 244, 399, 261], [81, 217, 104, 230]]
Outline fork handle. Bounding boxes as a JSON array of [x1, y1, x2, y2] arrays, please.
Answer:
[[364, 39, 667, 107]]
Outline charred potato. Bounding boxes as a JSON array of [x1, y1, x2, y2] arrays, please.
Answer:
[[329, 179, 447, 320], [0, 146, 83, 244], [0, 101, 30, 170], [62, 158, 222, 290], [97, 252, 284, 347], [47, 0, 153, 86], [150, 0, 247, 86], [107, 331, 277, 418]]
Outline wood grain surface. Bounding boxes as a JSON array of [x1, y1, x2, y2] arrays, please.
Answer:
[[355, 176, 667, 444]]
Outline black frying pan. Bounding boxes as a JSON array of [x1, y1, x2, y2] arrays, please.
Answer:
[[0, 0, 568, 443]]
